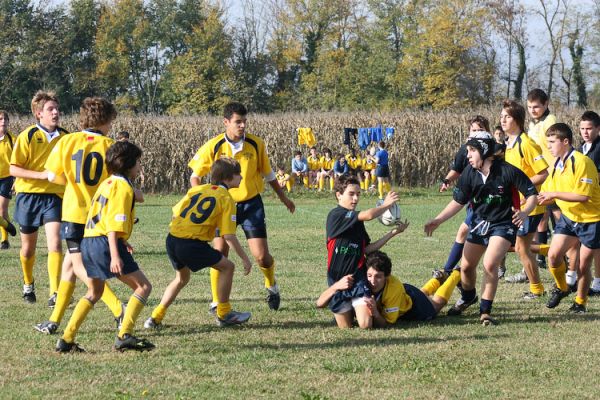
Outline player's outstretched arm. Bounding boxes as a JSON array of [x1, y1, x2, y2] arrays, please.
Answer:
[[10, 164, 48, 180], [358, 191, 399, 221], [46, 170, 67, 185], [365, 219, 409, 254], [538, 191, 589, 205], [316, 275, 354, 308], [223, 233, 252, 275], [424, 200, 464, 236], [268, 179, 295, 213]]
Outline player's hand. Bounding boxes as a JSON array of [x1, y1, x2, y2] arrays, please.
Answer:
[[110, 256, 124, 275], [537, 192, 555, 205], [283, 197, 295, 213], [363, 296, 376, 316], [382, 191, 399, 208], [242, 259, 252, 276], [512, 207, 528, 227], [424, 219, 440, 236], [439, 182, 450, 192], [123, 240, 134, 254], [391, 219, 409, 235], [333, 275, 354, 291]]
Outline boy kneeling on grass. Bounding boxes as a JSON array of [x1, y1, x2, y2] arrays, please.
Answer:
[[315, 174, 408, 328], [144, 157, 252, 329]]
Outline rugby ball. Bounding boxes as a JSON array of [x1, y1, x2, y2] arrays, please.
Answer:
[[376, 200, 401, 226]]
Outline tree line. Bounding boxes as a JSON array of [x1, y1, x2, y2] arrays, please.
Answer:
[[1, 0, 599, 115]]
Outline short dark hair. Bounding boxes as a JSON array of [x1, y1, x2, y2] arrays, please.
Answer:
[[334, 173, 360, 196], [468, 115, 490, 132], [378, 141, 386, 148], [366, 250, 392, 277], [527, 88, 549, 104], [581, 111, 600, 127], [106, 141, 142, 175], [502, 100, 526, 132], [546, 123, 573, 144], [223, 102, 248, 119], [210, 157, 241, 184], [294, 150, 302, 157], [324, 148, 332, 156], [0, 110, 9, 122]]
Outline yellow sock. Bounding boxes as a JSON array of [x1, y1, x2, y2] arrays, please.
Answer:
[[319, 176, 324, 190], [286, 181, 292, 192], [101, 282, 123, 318], [549, 261, 568, 292], [210, 267, 220, 304], [118, 293, 146, 338], [151, 303, 168, 324], [329, 178, 334, 191], [420, 278, 441, 296], [378, 181, 384, 199], [384, 182, 391, 193], [575, 295, 587, 306], [302, 176, 309, 188], [47, 251, 62, 295], [50, 280, 76, 324], [434, 270, 461, 302], [62, 297, 93, 343], [539, 244, 550, 256], [259, 262, 276, 288], [0, 227, 7, 242], [530, 282, 545, 295], [216, 301, 232, 320], [20, 254, 35, 285]]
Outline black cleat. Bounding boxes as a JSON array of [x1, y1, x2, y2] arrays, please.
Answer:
[[114, 334, 155, 352], [567, 302, 586, 314], [546, 288, 569, 309], [536, 255, 547, 269], [447, 295, 478, 316], [266, 288, 281, 310], [48, 292, 57, 308], [56, 338, 85, 353], [0, 240, 9, 250], [35, 321, 59, 335], [23, 283, 36, 303]]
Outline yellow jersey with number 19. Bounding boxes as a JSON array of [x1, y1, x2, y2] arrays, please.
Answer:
[[84, 175, 135, 240], [169, 184, 236, 241], [45, 130, 114, 224]]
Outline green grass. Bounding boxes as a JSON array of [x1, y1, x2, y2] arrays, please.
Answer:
[[1, 188, 599, 399]]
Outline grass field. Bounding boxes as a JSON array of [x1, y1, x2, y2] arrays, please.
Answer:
[[1, 188, 599, 399]]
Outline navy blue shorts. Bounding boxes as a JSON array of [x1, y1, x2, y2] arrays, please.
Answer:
[[62, 222, 85, 253], [517, 214, 543, 237], [327, 278, 368, 314], [236, 195, 267, 239], [14, 193, 62, 231], [166, 234, 222, 272], [81, 236, 139, 280], [0, 176, 14, 199], [375, 165, 390, 178], [399, 284, 436, 321], [467, 217, 516, 246], [554, 214, 600, 249]]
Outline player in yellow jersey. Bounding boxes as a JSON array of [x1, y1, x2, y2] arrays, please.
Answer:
[[188, 102, 295, 312], [34, 98, 125, 335], [307, 146, 321, 189], [276, 166, 293, 193], [0, 111, 17, 249], [362, 148, 376, 191], [10, 91, 68, 304], [56, 141, 153, 352], [501, 100, 549, 299], [345, 149, 363, 187], [319, 148, 335, 191], [144, 158, 253, 329], [538, 123, 600, 313]]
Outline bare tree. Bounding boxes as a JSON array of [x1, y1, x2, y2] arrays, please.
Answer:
[[536, 0, 568, 98]]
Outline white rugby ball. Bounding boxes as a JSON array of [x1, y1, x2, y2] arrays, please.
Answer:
[[376, 200, 401, 226]]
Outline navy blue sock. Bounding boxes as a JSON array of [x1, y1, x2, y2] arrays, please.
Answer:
[[462, 288, 476, 303], [480, 298, 493, 314], [443, 242, 464, 273]]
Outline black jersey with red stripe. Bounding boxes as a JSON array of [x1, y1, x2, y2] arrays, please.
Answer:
[[326, 206, 371, 285], [453, 159, 537, 224]]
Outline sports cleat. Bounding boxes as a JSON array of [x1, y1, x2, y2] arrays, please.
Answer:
[[546, 288, 569, 309], [217, 310, 252, 327], [34, 321, 58, 335], [266, 288, 281, 310], [114, 334, 155, 352], [505, 271, 528, 284], [536, 255, 547, 269], [432, 269, 449, 284], [588, 287, 600, 297], [23, 283, 36, 303], [143, 317, 162, 330], [208, 303, 217, 315], [568, 283, 578, 293], [497, 265, 507, 279], [1, 220, 16, 236], [56, 338, 85, 353], [48, 292, 57, 308], [115, 303, 126, 330], [568, 302, 586, 314], [0, 240, 9, 250], [447, 295, 478, 316], [523, 291, 545, 300], [480, 315, 497, 326]]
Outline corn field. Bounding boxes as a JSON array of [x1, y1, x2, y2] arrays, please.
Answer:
[[9, 107, 586, 193]]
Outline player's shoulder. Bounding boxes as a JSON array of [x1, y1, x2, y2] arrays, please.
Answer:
[[16, 124, 39, 141]]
